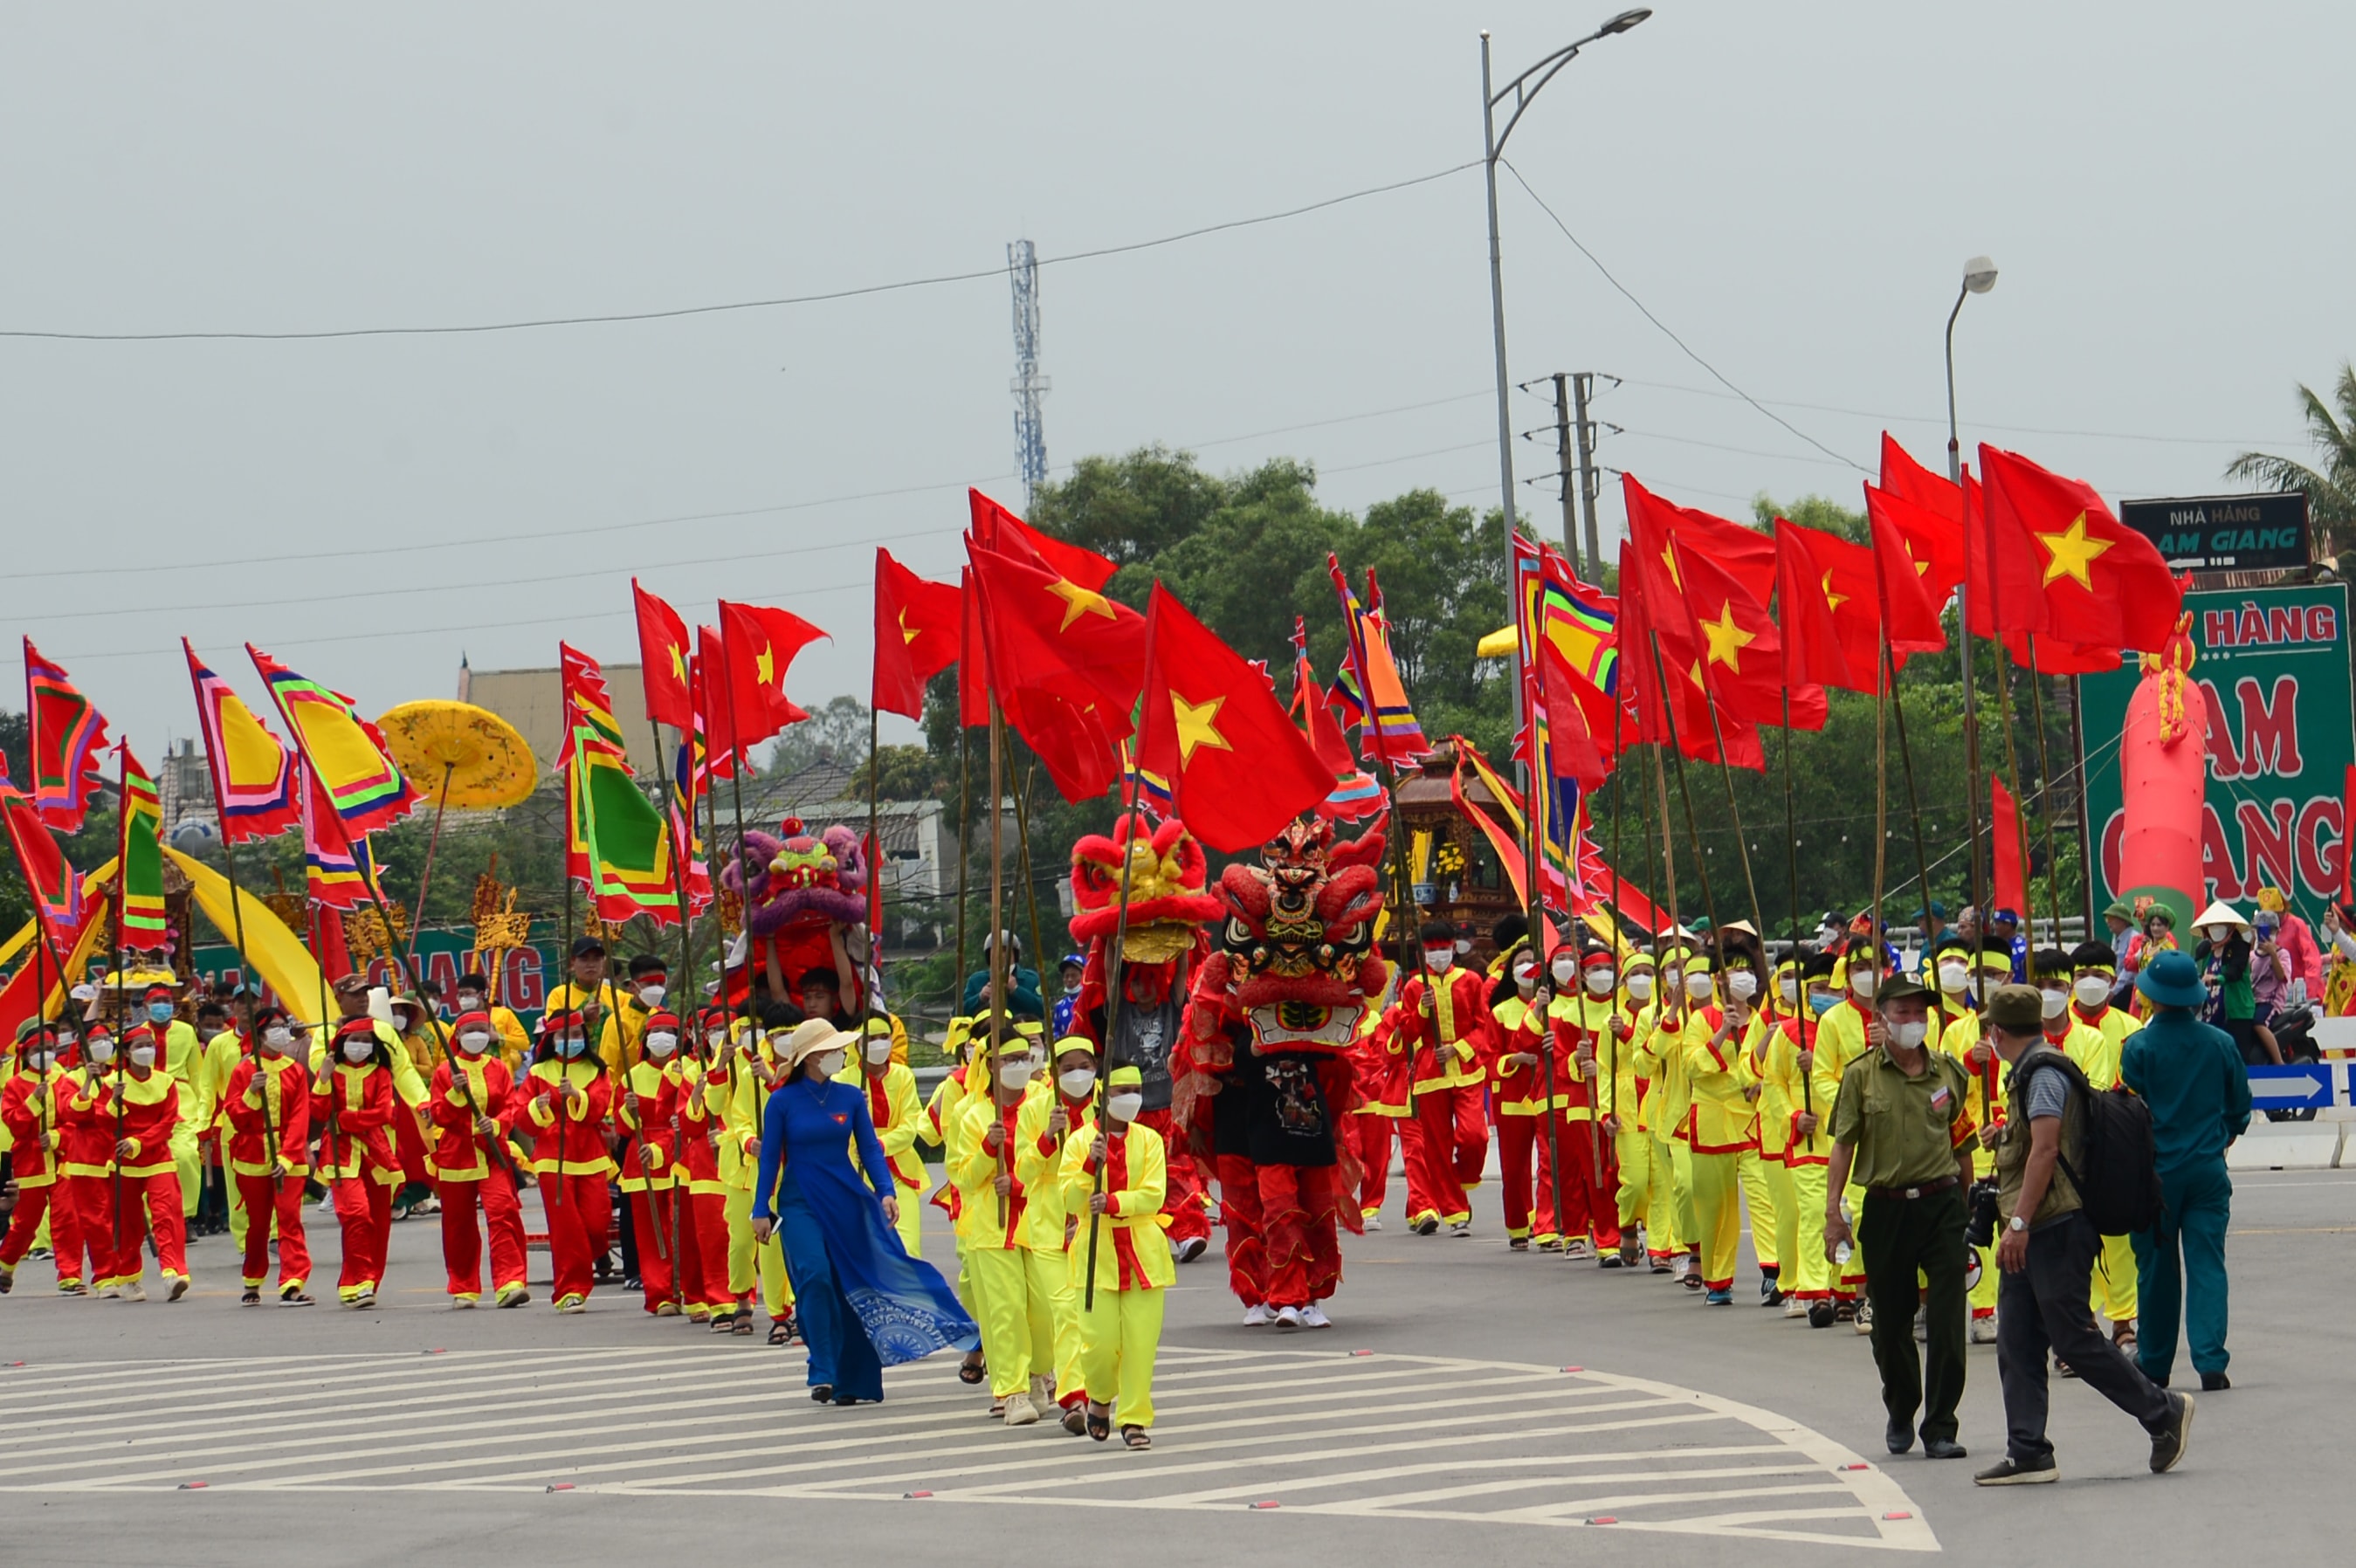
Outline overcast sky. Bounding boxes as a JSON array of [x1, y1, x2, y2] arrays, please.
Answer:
[[3, 3, 2347, 766]]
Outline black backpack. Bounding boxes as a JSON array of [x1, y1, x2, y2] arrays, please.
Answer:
[[2027, 1052, 2164, 1236]]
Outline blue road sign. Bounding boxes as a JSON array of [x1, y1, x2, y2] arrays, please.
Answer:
[[2247, 1063, 2334, 1107]]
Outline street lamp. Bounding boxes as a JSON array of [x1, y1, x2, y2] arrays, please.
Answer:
[[1481, 11, 1651, 577], [1946, 253, 1996, 973]]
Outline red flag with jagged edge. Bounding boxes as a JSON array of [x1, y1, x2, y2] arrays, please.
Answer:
[[1863, 485, 1956, 656], [718, 601, 826, 753], [631, 580, 695, 732], [966, 533, 1147, 719], [1531, 641, 1609, 787], [1980, 442, 2184, 657], [558, 643, 630, 770], [873, 549, 961, 720], [1774, 518, 1877, 693], [1135, 584, 1334, 852], [693, 624, 738, 781]]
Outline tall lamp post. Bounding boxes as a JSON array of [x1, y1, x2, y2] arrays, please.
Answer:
[[1946, 254, 1998, 953], [1482, 10, 1651, 565]]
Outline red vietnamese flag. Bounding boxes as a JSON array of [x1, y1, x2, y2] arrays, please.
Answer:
[[966, 534, 1147, 717], [872, 549, 961, 719], [1615, 539, 1762, 769], [631, 580, 694, 730], [717, 602, 825, 754], [957, 566, 990, 730], [963, 554, 1135, 804], [1863, 485, 1958, 656], [693, 624, 736, 781], [1978, 444, 2183, 656], [1875, 437, 1968, 607], [1136, 584, 1333, 852], [1533, 642, 1610, 787], [1673, 537, 1800, 749], [1991, 774, 2028, 915], [968, 489, 1117, 590], [1627, 479, 1778, 604], [1774, 519, 1876, 693]]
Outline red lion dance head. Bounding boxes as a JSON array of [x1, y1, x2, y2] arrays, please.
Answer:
[[1068, 815, 1224, 1023], [1188, 814, 1388, 1062]]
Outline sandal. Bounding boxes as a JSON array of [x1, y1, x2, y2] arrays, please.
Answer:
[[709, 1310, 737, 1333], [1086, 1403, 1113, 1442], [957, 1351, 987, 1386], [768, 1320, 794, 1346], [1061, 1404, 1089, 1436], [240, 1288, 262, 1306], [733, 1311, 755, 1337], [1121, 1425, 1151, 1450]]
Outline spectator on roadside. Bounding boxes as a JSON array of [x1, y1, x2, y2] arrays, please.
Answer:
[[2251, 886, 2321, 1007], [2102, 900, 2139, 1008], [2121, 952, 2251, 1395], [2247, 911, 2292, 1027], [1973, 985, 2193, 1487]]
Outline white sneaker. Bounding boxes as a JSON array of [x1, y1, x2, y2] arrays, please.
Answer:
[[1172, 1235, 1208, 1264], [120, 1280, 148, 1303], [1671, 1255, 1692, 1283], [1855, 1299, 1875, 1335], [1363, 1214, 1382, 1232], [1275, 1305, 1305, 1330], [1242, 1303, 1273, 1327], [1030, 1373, 1054, 1406], [1448, 1220, 1472, 1238], [1003, 1392, 1041, 1427], [1562, 1238, 1593, 1260], [97, 1282, 122, 1300], [1300, 1304, 1332, 1330], [1783, 1296, 1807, 1318], [1971, 1314, 1999, 1344], [452, 1295, 477, 1309]]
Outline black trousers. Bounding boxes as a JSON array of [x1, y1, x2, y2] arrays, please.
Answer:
[[1996, 1210, 2173, 1462], [1858, 1185, 1968, 1443]]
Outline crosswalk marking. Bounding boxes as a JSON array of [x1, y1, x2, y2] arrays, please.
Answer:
[[0, 1345, 1936, 1551]]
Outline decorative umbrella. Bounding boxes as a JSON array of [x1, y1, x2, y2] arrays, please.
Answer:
[[375, 700, 539, 934]]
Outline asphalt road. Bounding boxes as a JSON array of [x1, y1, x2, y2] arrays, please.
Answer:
[[3, 1164, 2349, 1565]]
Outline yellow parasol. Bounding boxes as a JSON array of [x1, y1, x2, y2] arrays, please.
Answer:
[[376, 700, 538, 810], [375, 700, 540, 936]]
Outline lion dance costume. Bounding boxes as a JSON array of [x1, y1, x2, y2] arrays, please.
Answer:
[[1172, 815, 1388, 1324], [1066, 816, 1225, 1257]]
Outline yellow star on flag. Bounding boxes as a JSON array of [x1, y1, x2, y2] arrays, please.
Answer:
[[754, 643, 775, 687], [1820, 569, 1848, 615], [1170, 691, 1231, 767], [1047, 577, 1117, 630], [1659, 541, 1684, 591], [667, 642, 687, 683], [897, 609, 920, 645], [2033, 513, 2114, 588], [1905, 541, 1931, 578], [1699, 602, 1756, 672]]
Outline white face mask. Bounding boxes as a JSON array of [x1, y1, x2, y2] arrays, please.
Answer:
[[1684, 973, 1714, 1001], [1850, 970, 1878, 999], [1890, 1020, 1929, 1049], [638, 985, 665, 1007], [457, 993, 483, 1012], [1584, 968, 1616, 994], [812, 1049, 846, 1079], [86, 1038, 116, 1064], [23, 1049, 52, 1071], [458, 1031, 493, 1056], [645, 1032, 679, 1060], [1058, 1068, 1096, 1099], [998, 1059, 1035, 1091], [1423, 948, 1455, 974], [1107, 1091, 1144, 1123], [864, 1036, 893, 1065], [1513, 966, 1538, 994], [1624, 973, 1654, 1001], [1552, 958, 1578, 985], [1778, 977, 1799, 1005], [262, 1027, 293, 1052], [2040, 988, 2069, 1019], [1726, 972, 1759, 1001], [1937, 962, 1969, 994], [705, 1028, 728, 1049], [341, 1041, 375, 1064], [2073, 975, 2111, 1008], [1455, 939, 1472, 954]]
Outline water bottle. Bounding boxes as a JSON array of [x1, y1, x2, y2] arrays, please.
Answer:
[[1832, 1200, 1856, 1267]]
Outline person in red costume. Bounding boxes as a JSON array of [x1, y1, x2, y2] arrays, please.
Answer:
[[0, 1021, 80, 1296], [428, 1009, 530, 1310], [1173, 814, 1388, 1329], [220, 1008, 316, 1305], [1065, 815, 1226, 1264], [522, 1009, 616, 1313], [1390, 918, 1494, 1236], [316, 1014, 401, 1308]]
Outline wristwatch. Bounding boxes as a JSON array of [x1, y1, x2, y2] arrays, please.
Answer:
[[2008, 1215, 2028, 1233]]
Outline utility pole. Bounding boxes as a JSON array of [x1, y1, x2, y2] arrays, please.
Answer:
[[1549, 374, 1579, 569], [1571, 371, 1604, 579]]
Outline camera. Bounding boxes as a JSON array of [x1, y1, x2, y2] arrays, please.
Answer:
[[1965, 1177, 2003, 1249]]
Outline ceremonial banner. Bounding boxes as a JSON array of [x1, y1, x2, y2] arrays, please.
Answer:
[[183, 640, 300, 844], [2083, 582, 2356, 917], [116, 746, 168, 946], [569, 739, 683, 925], [24, 639, 110, 833], [248, 645, 417, 835]]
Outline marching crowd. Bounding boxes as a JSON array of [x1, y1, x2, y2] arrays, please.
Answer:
[[0, 890, 2283, 1474]]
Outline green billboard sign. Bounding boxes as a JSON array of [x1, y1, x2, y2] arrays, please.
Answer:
[[2081, 581, 2354, 921]]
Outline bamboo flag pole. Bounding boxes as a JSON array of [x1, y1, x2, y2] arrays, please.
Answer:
[[2022, 636, 2066, 942], [1645, 632, 1722, 936], [1011, 760, 1048, 1003], [107, 741, 128, 1259], [1884, 640, 1939, 948], [986, 698, 1011, 1232], [1082, 753, 1146, 1312]]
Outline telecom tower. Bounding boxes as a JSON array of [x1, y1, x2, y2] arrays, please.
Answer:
[[1008, 238, 1050, 508]]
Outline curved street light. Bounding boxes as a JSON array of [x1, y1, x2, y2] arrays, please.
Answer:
[[1946, 253, 1998, 961]]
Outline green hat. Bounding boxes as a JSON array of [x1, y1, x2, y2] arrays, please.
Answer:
[[2103, 898, 2137, 923], [1986, 984, 2044, 1032], [1875, 974, 1932, 1007]]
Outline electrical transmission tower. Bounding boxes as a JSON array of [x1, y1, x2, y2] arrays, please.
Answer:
[[1007, 239, 1050, 509]]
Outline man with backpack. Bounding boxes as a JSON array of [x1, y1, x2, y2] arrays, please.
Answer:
[[1974, 984, 2194, 1487], [2120, 950, 2251, 1393]]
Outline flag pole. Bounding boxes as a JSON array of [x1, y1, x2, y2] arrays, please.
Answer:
[[409, 764, 456, 945], [2022, 636, 2066, 944], [954, 698, 973, 1021], [1872, 622, 1891, 970], [1644, 632, 1722, 935], [107, 740, 131, 1263], [1777, 687, 1811, 1132], [1011, 760, 1048, 1005], [716, 634, 759, 1033], [651, 715, 695, 1309], [1082, 741, 1147, 1313], [1884, 639, 1939, 952], [863, 691, 881, 1028], [1605, 680, 1624, 1181], [986, 698, 1009, 1232], [1988, 638, 2036, 948]]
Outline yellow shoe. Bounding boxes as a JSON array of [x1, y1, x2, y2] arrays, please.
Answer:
[[654, 1300, 681, 1317]]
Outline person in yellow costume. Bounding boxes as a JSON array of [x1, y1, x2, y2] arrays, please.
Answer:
[[952, 1029, 1053, 1425], [721, 1012, 802, 1343], [1645, 941, 1705, 1288], [1746, 953, 1807, 1311], [1015, 1038, 1099, 1431], [546, 935, 644, 1074], [837, 1016, 926, 1256], [453, 970, 533, 1073], [1713, 932, 1782, 1303], [190, 999, 246, 1242], [925, 1008, 991, 1386], [1060, 1064, 1171, 1449], [1938, 939, 2009, 1342], [1600, 950, 1662, 1269], [1677, 952, 1762, 1303], [701, 1008, 763, 1335], [1765, 951, 1838, 1322], [2043, 944, 2139, 1356]]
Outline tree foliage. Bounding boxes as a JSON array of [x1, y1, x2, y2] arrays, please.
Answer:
[[2226, 361, 2356, 562]]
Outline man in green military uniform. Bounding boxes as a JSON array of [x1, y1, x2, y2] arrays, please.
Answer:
[[1824, 974, 1976, 1461]]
